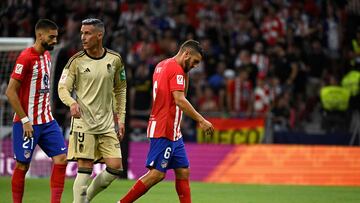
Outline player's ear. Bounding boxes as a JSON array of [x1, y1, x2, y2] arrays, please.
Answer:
[[36, 30, 43, 41], [97, 31, 103, 39], [183, 50, 191, 60]]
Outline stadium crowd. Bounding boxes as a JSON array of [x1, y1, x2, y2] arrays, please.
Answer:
[[1, 0, 360, 139]]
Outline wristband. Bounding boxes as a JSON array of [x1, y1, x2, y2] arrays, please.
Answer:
[[21, 116, 30, 124]]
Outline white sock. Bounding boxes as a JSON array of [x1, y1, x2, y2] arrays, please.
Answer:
[[73, 172, 91, 203]]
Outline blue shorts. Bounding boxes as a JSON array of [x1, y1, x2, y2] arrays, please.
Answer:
[[146, 137, 189, 173], [13, 120, 67, 163]]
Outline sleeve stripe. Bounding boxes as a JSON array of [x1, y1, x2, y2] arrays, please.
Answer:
[[107, 49, 123, 61], [64, 51, 85, 69]]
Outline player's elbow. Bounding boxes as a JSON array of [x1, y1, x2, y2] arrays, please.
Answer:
[[5, 86, 14, 100], [173, 96, 185, 107], [57, 86, 70, 104]]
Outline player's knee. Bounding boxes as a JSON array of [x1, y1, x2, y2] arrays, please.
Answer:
[[107, 162, 122, 170], [52, 154, 67, 165], [149, 170, 166, 182], [106, 167, 123, 177], [78, 167, 93, 175], [175, 168, 190, 179], [15, 161, 30, 171]]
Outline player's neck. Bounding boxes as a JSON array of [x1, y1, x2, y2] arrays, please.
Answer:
[[174, 54, 185, 70], [33, 43, 46, 54], [86, 47, 105, 58]]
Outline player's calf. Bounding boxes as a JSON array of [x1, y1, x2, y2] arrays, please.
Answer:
[[86, 167, 123, 201]]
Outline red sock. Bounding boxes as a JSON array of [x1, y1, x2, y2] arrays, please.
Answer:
[[50, 164, 67, 203], [120, 180, 148, 203], [176, 179, 191, 203], [12, 168, 27, 203]]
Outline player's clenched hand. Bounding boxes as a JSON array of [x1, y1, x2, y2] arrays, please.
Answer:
[[70, 103, 81, 118], [23, 122, 34, 138], [117, 122, 125, 141], [199, 119, 214, 136]]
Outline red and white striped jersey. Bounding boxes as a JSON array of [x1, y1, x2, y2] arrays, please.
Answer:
[[227, 77, 253, 113], [260, 15, 285, 46], [147, 58, 185, 141], [254, 85, 271, 116], [10, 47, 54, 125]]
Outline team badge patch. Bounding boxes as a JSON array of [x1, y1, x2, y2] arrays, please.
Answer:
[[177, 75, 184, 85], [15, 64, 24, 74], [79, 144, 84, 153], [24, 150, 31, 159], [161, 159, 168, 168]]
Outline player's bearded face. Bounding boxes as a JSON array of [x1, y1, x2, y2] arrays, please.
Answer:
[[41, 41, 54, 51], [41, 30, 57, 51]]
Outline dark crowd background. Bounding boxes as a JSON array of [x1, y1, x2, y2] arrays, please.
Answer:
[[1, 0, 360, 144]]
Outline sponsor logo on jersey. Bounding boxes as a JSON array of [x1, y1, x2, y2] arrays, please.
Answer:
[[15, 64, 24, 74], [84, 68, 91, 72], [38, 88, 50, 94], [177, 75, 184, 85]]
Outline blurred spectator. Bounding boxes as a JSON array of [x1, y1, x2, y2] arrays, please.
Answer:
[[320, 75, 351, 133], [130, 63, 152, 114], [235, 49, 258, 86], [251, 41, 269, 76], [226, 69, 253, 117], [271, 92, 293, 132], [260, 5, 285, 46], [253, 73, 271, 118], [271, 44, 298, 91], [349, 27, 360, 68], [198, 86, 219, 112]]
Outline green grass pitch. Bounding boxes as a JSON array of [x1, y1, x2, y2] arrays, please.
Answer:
[[1, 177, 360, 203]]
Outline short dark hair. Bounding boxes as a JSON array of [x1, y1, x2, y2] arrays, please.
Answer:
[[82, 18, 105, 33], [35, 19, 58, 31], [180, 40, 203, 57]]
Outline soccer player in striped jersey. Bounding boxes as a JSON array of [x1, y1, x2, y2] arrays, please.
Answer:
[[6, 19, 67, 203], [58, 18, 127, 203], [119, 40, 214, 203]]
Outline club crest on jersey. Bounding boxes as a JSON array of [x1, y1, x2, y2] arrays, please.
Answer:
[[161, 159, 168, 168], [79, 144, 84, 153], [15, 64, 24, 74], [107, 64, 112, 72], [177, 75, 184, 85], [24, 150, 31, 159]]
